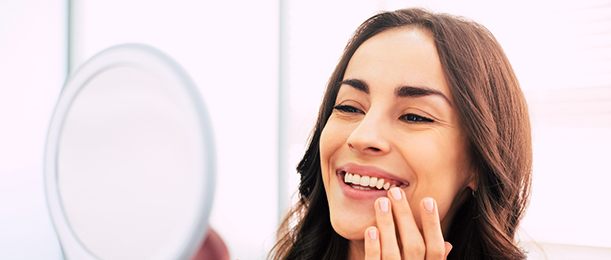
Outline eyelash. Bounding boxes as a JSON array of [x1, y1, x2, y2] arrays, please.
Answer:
[[333, 105, 363, 114], [333, 105, 434, 123]]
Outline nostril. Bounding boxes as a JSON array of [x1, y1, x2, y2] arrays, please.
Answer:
[[348, 142, 384, 153], [367, 146, 381, 152]]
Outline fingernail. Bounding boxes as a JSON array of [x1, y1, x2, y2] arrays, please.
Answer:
[[379, 197, 389, 213], [423, 197, 435, 213], [390, 187, 402, 200], [368, 227, 377, 240]]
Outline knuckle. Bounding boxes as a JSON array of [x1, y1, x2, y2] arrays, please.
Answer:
[[422, 214, 440, 225], [415, 245, 426, 257], [365, 248, 379, 258], [425, 245, 446, 259], [394, 205, 410, 215], [409, 240, 426, 250], [382, 252, 400, 260], [377, 214, 395, 226], [365, 241, 379, 252], [403, 241, 426, 258]]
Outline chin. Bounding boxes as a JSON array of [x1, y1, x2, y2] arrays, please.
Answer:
[[328, 205, 375, 240]]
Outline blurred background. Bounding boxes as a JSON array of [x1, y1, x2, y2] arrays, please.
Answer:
[[1, 0, 610, 259]]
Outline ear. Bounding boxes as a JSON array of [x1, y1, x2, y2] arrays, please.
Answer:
[[466, 175, 477, 192], [465, 164, 478, 192]]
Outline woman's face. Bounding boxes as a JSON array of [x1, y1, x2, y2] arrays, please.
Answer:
[[320, 27, 474, 240]]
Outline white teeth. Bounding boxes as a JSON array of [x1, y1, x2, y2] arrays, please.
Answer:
[[353, 185, 371, 191], [360, 176, 370, 186], [383, 182, 390, 190], [352, 174, 361, 184], [369, 177, 378, 187], [376, 178, 384, 189], [344, 172, 397, 190]]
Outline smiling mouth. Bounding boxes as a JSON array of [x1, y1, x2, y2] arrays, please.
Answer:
[[338, 170, 408, 191]]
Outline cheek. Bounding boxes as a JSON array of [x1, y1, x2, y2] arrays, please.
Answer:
[[319, 120, 348, 183], [320, 120, 376, 240], [400, 131, 471, 222], [404, 132, 467, 175], [319, 119, 352, 162]]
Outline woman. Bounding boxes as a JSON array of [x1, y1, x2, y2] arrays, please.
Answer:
[[271, 8, 531, 260]]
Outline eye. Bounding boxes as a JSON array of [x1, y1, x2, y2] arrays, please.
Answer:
[[333, 105, 364, 114], [400, 113, 434, 123]]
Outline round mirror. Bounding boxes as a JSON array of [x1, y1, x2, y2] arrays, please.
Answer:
[[44, 44, 215, 260]]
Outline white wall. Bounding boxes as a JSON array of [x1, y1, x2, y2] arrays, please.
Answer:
[[2, 0, 610, 259], [71, 1, 280, 258], [0, 0, 65, 259], [1, 0, 280, 259]]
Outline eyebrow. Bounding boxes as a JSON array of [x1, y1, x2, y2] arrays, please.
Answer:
[[340, 79, 369, 94], [339, 78, 452, 105]]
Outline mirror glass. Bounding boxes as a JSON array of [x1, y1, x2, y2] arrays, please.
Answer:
[[45, 44, 215, 260]]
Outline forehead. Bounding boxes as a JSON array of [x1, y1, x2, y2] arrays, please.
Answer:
[[343, 27, 451, 98]]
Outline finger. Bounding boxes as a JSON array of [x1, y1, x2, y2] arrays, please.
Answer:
[[375, 197, 401, 259], [420, 197, 446, 260], [388, 187, 425, 259], [364, 226, 381, 260], [444, 242, 452, 259]]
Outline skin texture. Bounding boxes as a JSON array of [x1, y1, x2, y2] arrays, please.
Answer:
[[319, 27, 475, 258]]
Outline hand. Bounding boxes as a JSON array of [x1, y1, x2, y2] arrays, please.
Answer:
[[364, 187, 452, 260]]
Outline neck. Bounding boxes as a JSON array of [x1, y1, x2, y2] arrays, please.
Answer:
[[347, 240, 365, 260]]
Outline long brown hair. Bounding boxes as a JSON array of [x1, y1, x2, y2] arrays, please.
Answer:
[[270, 8, 532, 260]]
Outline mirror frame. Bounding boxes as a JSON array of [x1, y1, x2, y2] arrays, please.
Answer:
[[44, 44, 216, 260]]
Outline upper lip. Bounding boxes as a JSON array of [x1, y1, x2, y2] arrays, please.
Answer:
[[336, 163, 409, 186]]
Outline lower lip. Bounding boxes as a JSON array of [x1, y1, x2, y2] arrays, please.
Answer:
[[337, 172, 389, 200]]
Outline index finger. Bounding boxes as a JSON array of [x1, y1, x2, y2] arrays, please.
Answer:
[[388, 187, 425, 258]]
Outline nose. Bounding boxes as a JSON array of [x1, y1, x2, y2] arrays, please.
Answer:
[[346, 112, 391, 156]]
